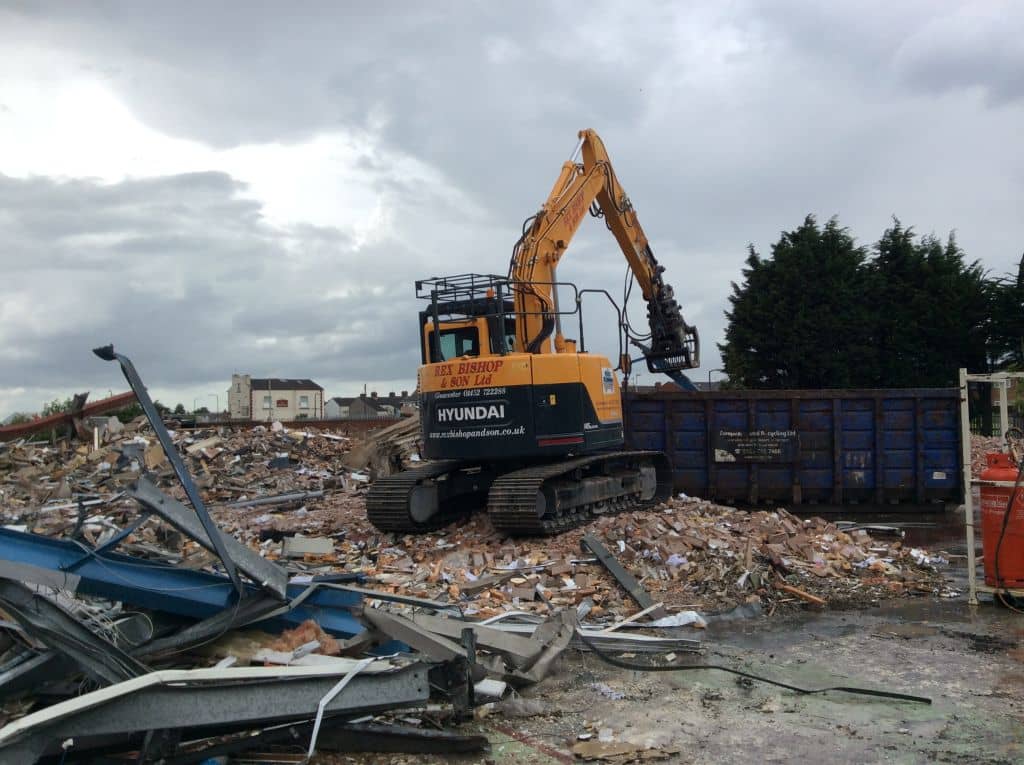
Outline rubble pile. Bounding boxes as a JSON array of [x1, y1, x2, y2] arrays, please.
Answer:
[[972, 434, 1006, 475], [0, 415, 578, 762], [0, 416, 358, 543], [0, 396, 955, 762], [2, 418, 952, 620], [342, 413, 422, 478], [284, 495, 950, 620]]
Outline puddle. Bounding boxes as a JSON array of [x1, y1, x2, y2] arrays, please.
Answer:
[[939, 627, 1018, 654], [871, 623, 939, 639], [707, 595, 1024, 656], [705, 610, 871, 651]]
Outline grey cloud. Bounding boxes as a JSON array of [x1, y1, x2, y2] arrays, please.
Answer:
[[230, 289, 401, 338], [0, 171, 422, 410], [1, 2, 652, 205], [893, 9, 1024, 105], [0, 172, 257, 240], [3, 2, 1024, 414], [746, 1, 1024, 106]]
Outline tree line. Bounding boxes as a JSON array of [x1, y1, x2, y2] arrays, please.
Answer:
[[720, 215, 1023, 389]]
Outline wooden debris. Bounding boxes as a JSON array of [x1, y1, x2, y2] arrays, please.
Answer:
[[581, 534, 668, 618], [599, 602, 665, 634], [185, 436, 222, 456], [572, 740, 678, 761], [775, 582, 827, 607]]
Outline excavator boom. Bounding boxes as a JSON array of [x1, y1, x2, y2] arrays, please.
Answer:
[[511, 129, 699, 383]]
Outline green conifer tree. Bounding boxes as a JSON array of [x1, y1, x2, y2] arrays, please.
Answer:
[[720, 216, 876, 388]]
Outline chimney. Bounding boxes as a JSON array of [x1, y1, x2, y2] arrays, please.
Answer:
[[371, 391, 378, 398]]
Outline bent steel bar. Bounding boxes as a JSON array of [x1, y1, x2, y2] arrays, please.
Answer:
[[128, 477, 288, 599], [92, 344, 245, 596], [0, 662, 431, 763]]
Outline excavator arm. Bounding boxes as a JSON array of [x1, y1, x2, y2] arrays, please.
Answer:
[[509, 129, 699, 387]]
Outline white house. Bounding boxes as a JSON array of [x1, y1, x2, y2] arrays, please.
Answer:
[[228, 374, 324, 421]]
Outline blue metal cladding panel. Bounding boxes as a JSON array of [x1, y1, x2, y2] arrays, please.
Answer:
[[796, 400, 832, 500], [920, 396, 959, 491], [624, 387, 962, 509]]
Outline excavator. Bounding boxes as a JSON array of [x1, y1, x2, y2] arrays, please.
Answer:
[[366, 129, 699, 535]]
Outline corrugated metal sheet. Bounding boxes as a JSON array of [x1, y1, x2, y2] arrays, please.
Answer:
[[624, 388, 962, 509]]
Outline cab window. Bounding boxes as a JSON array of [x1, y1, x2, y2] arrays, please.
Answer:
[[429, 326, 480, 362]]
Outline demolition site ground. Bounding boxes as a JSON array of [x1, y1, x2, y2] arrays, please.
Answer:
[[433, 595, 1024, 765], [1, 411, 1020, 764], [303, 512, 1023, 765]]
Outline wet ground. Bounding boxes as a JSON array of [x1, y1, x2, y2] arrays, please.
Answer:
[[457, 595, 1022, 765], [319, 506, 1024, 764]]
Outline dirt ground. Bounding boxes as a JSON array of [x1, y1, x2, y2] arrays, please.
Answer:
[[314, 598, 1022, 765], [516, 597, 1024, 765], [315, 510, 1024, 765]]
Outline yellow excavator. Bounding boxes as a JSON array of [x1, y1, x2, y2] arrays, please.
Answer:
[[367, 129, 699, 535]]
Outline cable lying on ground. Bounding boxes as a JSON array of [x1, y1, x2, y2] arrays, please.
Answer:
[[575, 628, 932, 705]]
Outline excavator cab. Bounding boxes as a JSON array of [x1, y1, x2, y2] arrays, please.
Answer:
[[422, 315, 519, 362], [418, 274, 516, 364], [424, 319, 484, 363]]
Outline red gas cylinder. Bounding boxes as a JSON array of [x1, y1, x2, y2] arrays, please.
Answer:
[[980, 453, 1024, 588]]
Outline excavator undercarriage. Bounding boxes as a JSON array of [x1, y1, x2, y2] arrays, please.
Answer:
[[366, 450, 672, 535]]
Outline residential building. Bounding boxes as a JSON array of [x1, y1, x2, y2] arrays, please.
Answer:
[[227, 374, 253, 419], [228, 374, 324, 421], [324, 397, 352, 420], [325, 390, 417, 419], [349, 396, 391, 419]]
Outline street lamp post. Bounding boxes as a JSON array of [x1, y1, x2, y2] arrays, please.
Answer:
[[193, 397, 201, 414], [708, 368, 725, 388], [209, 394, 220, 419]]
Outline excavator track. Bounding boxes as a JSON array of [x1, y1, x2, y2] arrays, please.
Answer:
[[366, 451, 672, 536], [366, 460, 494, 533], [487, 451, 672, 535]]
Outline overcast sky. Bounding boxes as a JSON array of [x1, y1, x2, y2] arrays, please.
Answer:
[[2, 1, 1022, 418]]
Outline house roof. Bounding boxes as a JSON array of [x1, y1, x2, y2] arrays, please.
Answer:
[[352, 397, 387, 412], [331, 393, 418, 407], [250, 378, 323, 391], [368, 393, 418, 409]]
